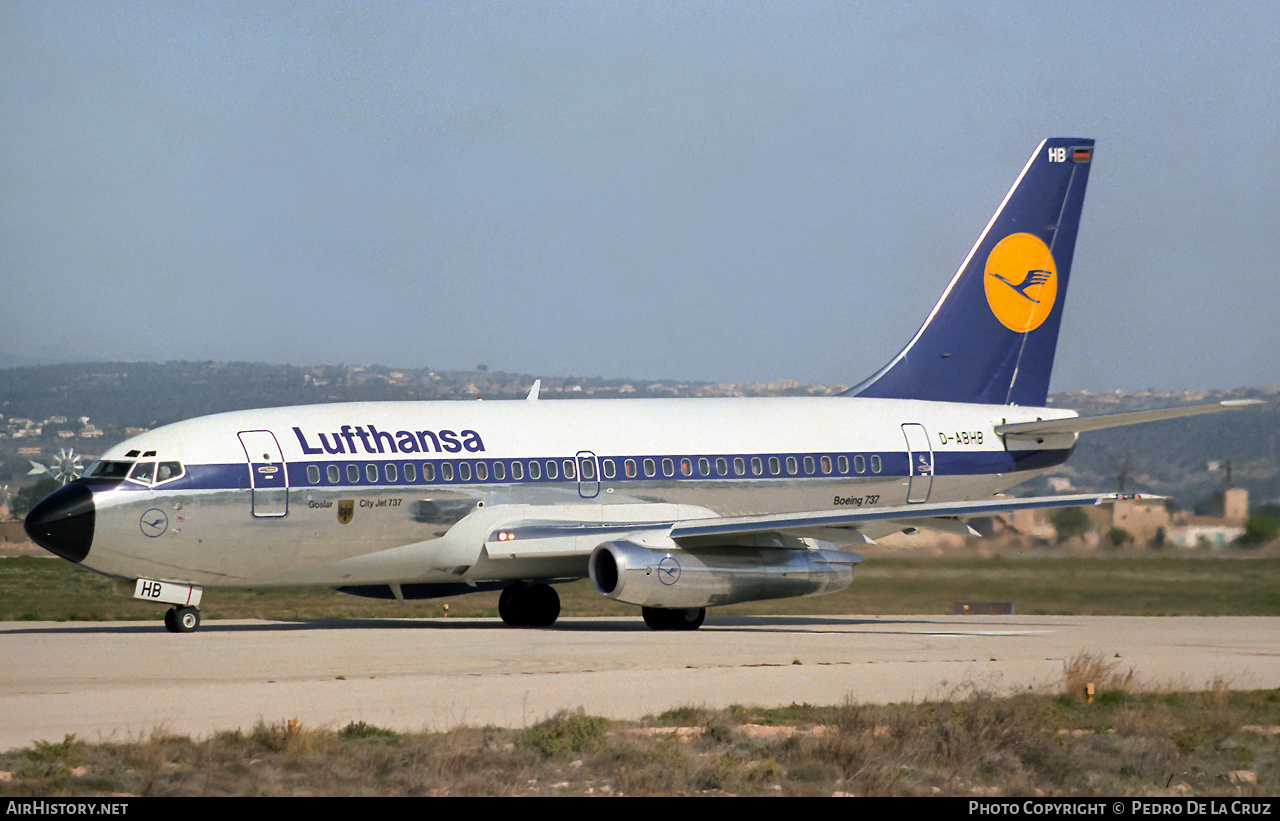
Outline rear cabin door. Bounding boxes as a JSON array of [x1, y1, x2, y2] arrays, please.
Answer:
[[237, 430, 289, 517], [901, 423, 934, 503]]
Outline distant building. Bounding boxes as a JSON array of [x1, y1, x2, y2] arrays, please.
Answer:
[[1167, 488, 1249, 548], [1111, 498, 1170, 545], [1223, 488, 1249, 525], [1170, 524, 1245, 548]]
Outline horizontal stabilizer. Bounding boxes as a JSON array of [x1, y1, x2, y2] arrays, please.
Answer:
[[996, 399, 1262, 439]]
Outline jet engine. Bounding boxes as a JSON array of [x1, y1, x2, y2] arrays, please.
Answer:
[[588, 540, 859, 610]]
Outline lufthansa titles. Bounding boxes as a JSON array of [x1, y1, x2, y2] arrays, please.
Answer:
[[293, 425, 485, 456]]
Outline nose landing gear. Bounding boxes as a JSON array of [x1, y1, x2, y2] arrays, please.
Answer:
[[164, 605, 201, 633]]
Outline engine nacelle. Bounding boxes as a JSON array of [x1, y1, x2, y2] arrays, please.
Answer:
[[588, 540, 859, 609]]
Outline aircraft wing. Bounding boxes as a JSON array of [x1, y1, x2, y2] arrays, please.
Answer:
[[996, 399, 1261, 439], [485, 493, 1123, 558], [667, 493, 1121, 545]]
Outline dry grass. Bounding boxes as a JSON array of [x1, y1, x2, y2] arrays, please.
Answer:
[[4, 672, 1278, 797], [1060, 650, 1138, 702]]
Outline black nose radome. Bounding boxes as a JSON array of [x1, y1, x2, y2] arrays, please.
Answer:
[[24, 482, 95, 563]]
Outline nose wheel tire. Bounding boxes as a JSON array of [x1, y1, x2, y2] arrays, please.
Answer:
[[164, 605, 201, 633]]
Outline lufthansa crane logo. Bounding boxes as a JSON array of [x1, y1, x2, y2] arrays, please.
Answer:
[[140, 509, 169, 538], [657, 555, 681, 585], [984, 232, 1057, 332]]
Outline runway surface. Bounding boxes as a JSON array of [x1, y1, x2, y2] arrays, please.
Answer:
[[3, 615, 1278, 751]]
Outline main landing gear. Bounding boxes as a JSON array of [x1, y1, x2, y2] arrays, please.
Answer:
[[641, 606, 706, 630], [164, 605, 201, 633], [498, 582, 561, 627]]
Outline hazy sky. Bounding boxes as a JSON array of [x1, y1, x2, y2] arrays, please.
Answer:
[[3, 2, 1277, 391]]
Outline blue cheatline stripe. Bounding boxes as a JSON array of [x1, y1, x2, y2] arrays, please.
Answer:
[[100, 448, 1072, 492]]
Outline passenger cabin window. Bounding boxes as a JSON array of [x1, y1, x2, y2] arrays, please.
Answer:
[[493, 461, 505, 481], [347, 464, 360, 483], [365, 464, 378, 483], [804, 456, 815, 475], [602, 459, 615, 480], [751, 457, 762, 476], [562, 460, 576, 480], [661, 458, 674, 477], [715, 457, 727, 476], [475, 462, 488, 481], [385, 463, 398, 483], [327, 465, 340, 483], [734, 457, 745, 476], [870, 455, 882, 473], [512, 461, 524, 480], [624, 459, 636, 478], [768, 457, 780, 475], [422, 463, 435, 482], [545, 460, 557, 480], [786, 457, 798, 475], [404, 463, 417, 482], [307, 465, 321, 484], [854, 455, 866, 474], [458, 463, 471, 482], [643, 459, 655, 478]]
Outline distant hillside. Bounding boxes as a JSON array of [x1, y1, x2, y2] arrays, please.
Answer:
[[1, 362, 1275, 508]]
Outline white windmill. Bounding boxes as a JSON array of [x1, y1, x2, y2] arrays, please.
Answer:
[[28, 448, 86, 485]]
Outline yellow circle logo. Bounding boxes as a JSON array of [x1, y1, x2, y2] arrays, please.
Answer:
[[983, 233, 1057, 332]]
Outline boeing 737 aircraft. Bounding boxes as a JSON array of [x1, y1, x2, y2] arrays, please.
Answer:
[[25, 138, 1258, 632]]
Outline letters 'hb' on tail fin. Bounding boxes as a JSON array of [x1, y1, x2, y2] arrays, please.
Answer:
[[846, 138, 1094, 407]]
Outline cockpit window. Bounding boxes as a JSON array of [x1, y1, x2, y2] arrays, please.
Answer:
[[87, 461, 134, 479], [155, 461, 184, 484], [128, 462, 155, 484]]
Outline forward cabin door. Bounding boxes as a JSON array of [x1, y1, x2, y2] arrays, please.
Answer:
[[902, 423, 934, 503], [237, 430, 289, 518]]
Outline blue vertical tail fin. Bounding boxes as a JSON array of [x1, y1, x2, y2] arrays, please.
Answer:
[[846, 138, 1094, 406]]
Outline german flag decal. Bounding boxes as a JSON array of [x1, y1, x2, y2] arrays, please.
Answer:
[[1072, 146, 1092, 163]]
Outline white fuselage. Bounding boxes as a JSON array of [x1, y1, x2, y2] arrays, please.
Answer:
[[76, 396, 1077, 588]]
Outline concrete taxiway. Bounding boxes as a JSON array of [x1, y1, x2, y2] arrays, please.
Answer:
[[2, 615, 1277, 751]]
